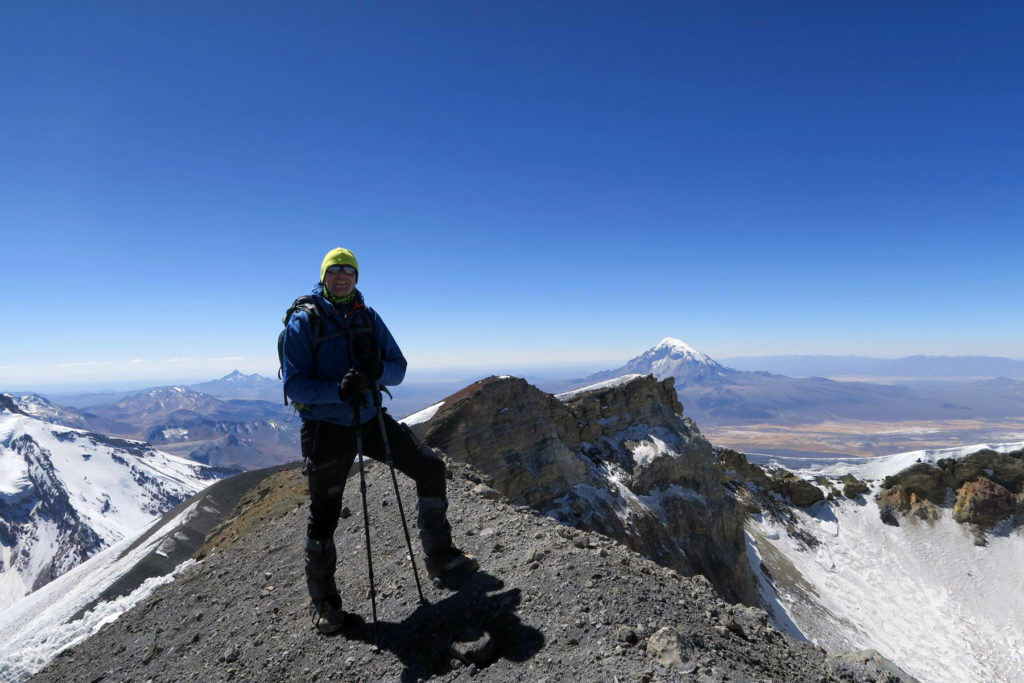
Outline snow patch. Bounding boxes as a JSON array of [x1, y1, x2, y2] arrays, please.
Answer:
[[629, 435, 673, 467], [556, 374, 644, 401], [400, 401, 445, 426]]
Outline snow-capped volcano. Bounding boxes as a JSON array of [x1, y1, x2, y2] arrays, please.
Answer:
[[627, 337, 724, 376], [585, 337, 735, 385], [0, 397, 231, 610]]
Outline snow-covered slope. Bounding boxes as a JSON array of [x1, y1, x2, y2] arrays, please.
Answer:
[[0, 403, 229, 610], [746, 442, 1024, 683], [0, 503, 201, 680], [0, 463, 287, 682]]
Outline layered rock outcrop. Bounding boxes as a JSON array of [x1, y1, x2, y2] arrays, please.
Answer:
[[411, 377, 586, 507], [409, 374, 758, 605]]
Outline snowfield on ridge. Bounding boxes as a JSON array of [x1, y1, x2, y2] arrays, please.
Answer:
[[747, 441, 1024, 683]]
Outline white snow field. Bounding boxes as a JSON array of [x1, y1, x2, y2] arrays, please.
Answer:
[[0, 501, 204, 681], [0, 409, 218, 610], [747, 442, 1024, 683]]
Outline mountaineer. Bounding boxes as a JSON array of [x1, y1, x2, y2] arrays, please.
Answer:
[[281, 247, 477, 635]]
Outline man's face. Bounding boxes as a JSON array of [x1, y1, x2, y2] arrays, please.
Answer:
[[324, 265, 356, 298]]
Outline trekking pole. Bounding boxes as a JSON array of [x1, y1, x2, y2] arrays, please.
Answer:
[[372, 382, 426, 605], [352, 403, 380, 648]]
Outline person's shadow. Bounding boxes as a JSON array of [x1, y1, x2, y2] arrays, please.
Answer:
[[335, 569, 545, 681]]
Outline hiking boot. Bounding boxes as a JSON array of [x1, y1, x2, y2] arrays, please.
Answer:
[[425, 546, 479, 578], [310, 595, 345, 635], [417, 496, 454, 557]]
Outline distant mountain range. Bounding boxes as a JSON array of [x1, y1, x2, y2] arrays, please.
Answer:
[[12, 342, 1024, 473], [721, 353, 1024, 378], [188, 370, 285, 402], [12, 387, 299, 471], [579, 338, 1024, 426]]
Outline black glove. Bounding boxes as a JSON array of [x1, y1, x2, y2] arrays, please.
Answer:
[[338, 368, 367, 406], [358, 351, 383, 381]]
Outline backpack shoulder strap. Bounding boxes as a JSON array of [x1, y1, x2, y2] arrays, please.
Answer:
[[279, 296, 326, 404], [285, 296, 324, 344]]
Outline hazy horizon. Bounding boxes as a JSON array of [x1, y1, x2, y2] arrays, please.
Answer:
[[6, 347, 1024, 397]]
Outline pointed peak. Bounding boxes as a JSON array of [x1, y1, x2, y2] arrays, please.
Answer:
[[655, 338, 702, 355], [646, 338, 714, 364]]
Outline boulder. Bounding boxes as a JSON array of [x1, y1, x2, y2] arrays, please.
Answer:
[[768, 471, 825, 508], [448, 626, 497, 667], [840, 474, 870, 499], [941, 450, 1024, 493], [876, 484, 941, 524], [952, 477, 1015, 528], [645, 626, 692, 669], [718, 448, 771, 488], [881, 463, 948, 507]]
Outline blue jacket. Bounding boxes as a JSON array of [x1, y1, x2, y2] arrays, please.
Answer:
[[282, 285, 407, 426]]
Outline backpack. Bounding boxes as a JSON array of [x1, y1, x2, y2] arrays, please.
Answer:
[[277, 295, 378, 406]]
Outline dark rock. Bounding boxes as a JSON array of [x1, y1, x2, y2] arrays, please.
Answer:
[[616, 626, 639, 644], [768, 470, 825, 508], [827, 648, 919, 682], [881, 463, 947, 507], [840, 474, 870, 499], [879, 504, 901, 527], [717, 448, 770, 488]]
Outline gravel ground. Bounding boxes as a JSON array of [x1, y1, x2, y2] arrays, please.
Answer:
[[32, 459, 911, 682]]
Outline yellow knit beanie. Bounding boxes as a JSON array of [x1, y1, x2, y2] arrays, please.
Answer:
[[320, 247, 359, 283]]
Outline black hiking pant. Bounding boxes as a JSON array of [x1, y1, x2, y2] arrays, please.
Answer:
[[301, 412, 446, 542]]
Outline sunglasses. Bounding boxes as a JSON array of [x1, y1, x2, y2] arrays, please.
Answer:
[[326, 264, 357, 275]]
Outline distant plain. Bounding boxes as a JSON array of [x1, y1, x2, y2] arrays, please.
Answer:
[[706, 417, 1024, 460]]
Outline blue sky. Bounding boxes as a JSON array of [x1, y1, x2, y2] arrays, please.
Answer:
[[2, 1, 1021, 390]]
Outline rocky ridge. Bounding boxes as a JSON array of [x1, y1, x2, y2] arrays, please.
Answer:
[[409, 375, 756, 605], [32, 454, 911, 682], [875, 447, 1024, 544]]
